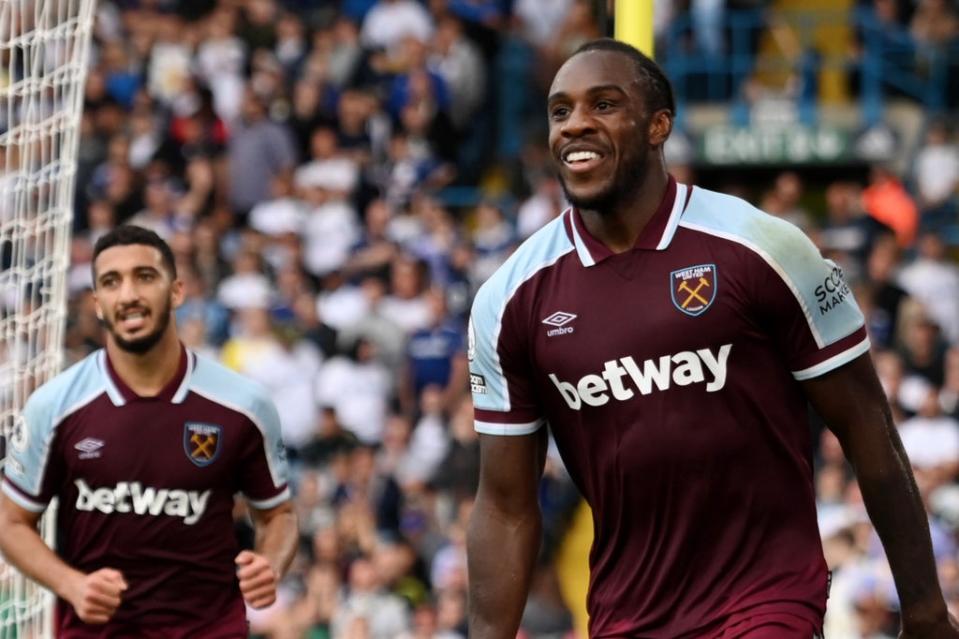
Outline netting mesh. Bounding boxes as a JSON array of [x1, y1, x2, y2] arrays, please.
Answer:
[[0, 1, 96, 637]]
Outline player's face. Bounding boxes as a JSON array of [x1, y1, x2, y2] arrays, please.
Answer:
[[547, 51, 654, 213], [93, 244, 183, 354]]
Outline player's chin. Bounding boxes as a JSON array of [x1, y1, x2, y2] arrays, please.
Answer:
[[566, 184, 616, 211], [561, 173, 614, 206], [112, 328, 163, 354]]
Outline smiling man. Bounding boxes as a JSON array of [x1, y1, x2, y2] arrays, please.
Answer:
[[466, 39, 958, 638], [0, 225, 297, 637]]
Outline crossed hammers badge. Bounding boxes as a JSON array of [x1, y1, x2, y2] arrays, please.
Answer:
[[670, 264, 718, 317], [184, 422, 222, 467]]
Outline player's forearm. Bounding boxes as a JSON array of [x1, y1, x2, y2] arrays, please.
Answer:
[[847, 434, 949, 630], [0, 518, 83, 601], [466, 497, 542, 639], [253, 504, 298, 578]]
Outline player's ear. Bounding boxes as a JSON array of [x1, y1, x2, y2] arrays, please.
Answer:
[[170, 277, 185, 310], [648, 110, 672, 147], [90, 286, 104, 320]]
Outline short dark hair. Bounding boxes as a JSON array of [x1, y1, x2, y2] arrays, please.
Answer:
[[573, 38, 675, 116], [92, 225, 178, 282]]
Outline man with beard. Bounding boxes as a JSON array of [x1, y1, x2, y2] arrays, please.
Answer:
[[0, 225, 297, 637], [466, 39, 958, 638]]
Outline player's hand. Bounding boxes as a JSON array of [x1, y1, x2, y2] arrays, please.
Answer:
[[66, 568, 127, 624], [235, 550, 279, 609]]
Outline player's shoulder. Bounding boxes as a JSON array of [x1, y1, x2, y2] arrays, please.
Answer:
[[23, 350, 108, 430], [473, 212, 574, 316], [187, 352, 279, 426], [680, 186, 818, 262]]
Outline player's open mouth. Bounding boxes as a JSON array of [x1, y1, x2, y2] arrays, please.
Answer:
[[118, 310, 149, 331], [562, 149, 605, 173]]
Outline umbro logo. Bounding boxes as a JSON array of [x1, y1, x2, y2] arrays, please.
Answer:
[[75, 438, 104, 460], [543, 311, 576, 337]]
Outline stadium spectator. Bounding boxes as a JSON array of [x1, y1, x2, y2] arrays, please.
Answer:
[[227, 88, 298, 220], [862, 165, 919, 248], [898, 232, 959, 344], [910, 0, 959, 47], [361, 0, 435, 52]]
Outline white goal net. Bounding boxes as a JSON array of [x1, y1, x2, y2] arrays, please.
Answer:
[[0, 0, 97, 637]]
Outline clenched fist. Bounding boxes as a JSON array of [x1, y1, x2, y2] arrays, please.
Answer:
[[235, 550, 278, 609], [65, 568, 127, 624]]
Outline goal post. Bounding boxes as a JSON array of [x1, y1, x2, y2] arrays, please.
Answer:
[[0, 1, 98, 637]]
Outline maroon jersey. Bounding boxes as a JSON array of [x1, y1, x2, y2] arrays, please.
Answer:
[[468, 178, 868, 637], [2, 347, 290, 638]]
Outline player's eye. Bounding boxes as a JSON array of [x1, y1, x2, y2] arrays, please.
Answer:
[[550, 106, 570, 120], [138, 272, 156, 282], [595, 100, 614, 111]]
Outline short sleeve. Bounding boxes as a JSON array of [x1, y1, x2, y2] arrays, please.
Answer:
[[2, 392, 62, 512], [750, 222, 869, 380], [238, 394, 291, 510], [468, 287, 544, 436]]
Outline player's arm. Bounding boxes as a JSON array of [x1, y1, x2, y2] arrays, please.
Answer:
[[467, 427, 548, 639], [0, 494, 127, 624], [236, 500, 298, 609], [802, 353, 959, 637]]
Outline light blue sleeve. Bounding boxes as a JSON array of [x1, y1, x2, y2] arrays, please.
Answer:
[[189, 355, 291, 508], [468, 287, 511, 413], [468, 215, 574, 435], [681, 189, 866, 348], [2, 356, 104, 511], [681, 188, 869, 379]]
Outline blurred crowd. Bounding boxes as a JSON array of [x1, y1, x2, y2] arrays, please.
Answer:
[[17, 0, 959, 638]]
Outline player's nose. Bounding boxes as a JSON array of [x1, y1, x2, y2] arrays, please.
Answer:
[[560, 103, 596, 138], [116, 277, 141, 303]]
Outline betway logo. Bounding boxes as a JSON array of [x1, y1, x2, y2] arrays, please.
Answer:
[[549, 344, 732, 409], [75, 479, 211, 526]]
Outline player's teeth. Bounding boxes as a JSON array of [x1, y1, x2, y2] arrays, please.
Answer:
[[566, 151, 599, 163]]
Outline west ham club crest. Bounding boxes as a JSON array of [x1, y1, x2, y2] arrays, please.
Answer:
[[670, 264, 718, 317], [184, 422, 222, 467]]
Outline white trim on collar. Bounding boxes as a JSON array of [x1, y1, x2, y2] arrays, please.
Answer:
[[568, 209, 597, 267], [656, 183, 688, 251], [98, 350, 127, 407], [171, 349, 195, 404]]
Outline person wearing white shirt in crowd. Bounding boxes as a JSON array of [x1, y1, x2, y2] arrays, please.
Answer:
[[315, 337, 391, 445], [301, 173, 361, 278], [914, 121, 959, 210], [361, 0, 434, 52], [249, 173, 308, 238], [379, 254, 433, 334], [147, 17, 192, 107], [517, 175, 565, 239], [428, 16, 486, 129], [898, 384, 959, 477], [217, 250, 273, 311], [316, 271, 370, 332], [195, 8, 246, 123], [898, 232, 959, 344], [295, 126, 360, 196]]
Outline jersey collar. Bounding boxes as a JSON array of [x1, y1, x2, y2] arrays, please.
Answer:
[[565, 177, 691, 267], [100, 346, 194, 406]]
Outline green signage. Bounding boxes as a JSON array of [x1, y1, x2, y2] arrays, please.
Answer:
[[698, 125, 855, 165]]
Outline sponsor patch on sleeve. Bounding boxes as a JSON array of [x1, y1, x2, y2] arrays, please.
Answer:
[[470, 373, 488, 395]]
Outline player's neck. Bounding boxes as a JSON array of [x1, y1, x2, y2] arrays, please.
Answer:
[[106, 325, 183, 397], [579, 161, 669, 254]]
